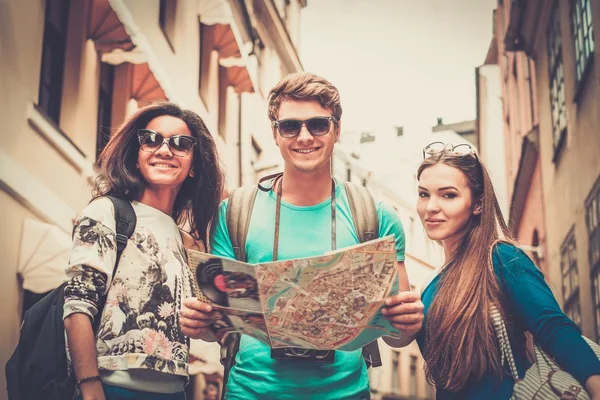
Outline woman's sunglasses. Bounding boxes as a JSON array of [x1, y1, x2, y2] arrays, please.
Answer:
[[271, 116, 337, 138], [137, 129, 198, 157], [422, 141, 478, 160]]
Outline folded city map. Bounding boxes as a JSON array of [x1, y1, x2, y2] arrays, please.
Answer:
[[187, 235, 402, 351]]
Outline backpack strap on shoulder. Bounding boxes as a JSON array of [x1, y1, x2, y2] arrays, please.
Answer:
[[343, 183, 383, 368], [226, 185, 259, 262], [343, 182, 379, 243], [221, 185, 260, 400], [105, 196, 136, 265]]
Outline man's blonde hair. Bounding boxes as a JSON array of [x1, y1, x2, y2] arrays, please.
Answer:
[[267, 72, 342, 122]]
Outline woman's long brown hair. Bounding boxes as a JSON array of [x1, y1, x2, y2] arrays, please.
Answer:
[[92, 102, 224, 247], [418, 151, 514, 392]]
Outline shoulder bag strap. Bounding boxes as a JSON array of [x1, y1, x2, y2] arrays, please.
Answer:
[[490, 305, 520, 382]]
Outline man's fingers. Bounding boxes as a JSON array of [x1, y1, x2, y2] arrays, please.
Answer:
[[385, 291, 421, 306], [180, 316, 212, 329], [180, 306, 216, 320], [382, 301, 424, 316], [183, 297, 213, 313], [181, 325, 211, 339], [392, 322, 422, 333], [386, 313, 423, 324]]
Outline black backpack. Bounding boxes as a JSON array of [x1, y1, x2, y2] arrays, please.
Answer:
[[5, 196, 136, 400], [219, 181, 382, 399]]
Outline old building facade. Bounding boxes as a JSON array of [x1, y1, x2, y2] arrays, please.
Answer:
[[0, 0, 306, 396], [491, 0, 600, 340]]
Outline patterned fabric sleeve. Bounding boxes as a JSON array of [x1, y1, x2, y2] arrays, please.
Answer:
[[63, 198, 118, 321]]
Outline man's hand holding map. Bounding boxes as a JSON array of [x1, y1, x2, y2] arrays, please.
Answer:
[[187, 235, 402, 352]]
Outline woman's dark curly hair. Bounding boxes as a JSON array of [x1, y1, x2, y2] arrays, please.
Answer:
[[92, 102, 224, 247]]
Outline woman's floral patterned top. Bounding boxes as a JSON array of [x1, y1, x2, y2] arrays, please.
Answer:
[[63, 198, 195, 379]]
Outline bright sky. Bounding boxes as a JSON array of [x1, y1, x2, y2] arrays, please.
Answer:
[[299, 0, 497, 136]]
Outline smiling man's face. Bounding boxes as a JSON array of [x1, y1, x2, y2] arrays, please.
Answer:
[[273, 99, 339, 176]]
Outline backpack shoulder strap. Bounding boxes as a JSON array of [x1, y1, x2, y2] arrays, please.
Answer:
[[220, 186, 259, 399], [343, 182, 379, 243], [105, 196, 136, 266], [343, 183, 383, 368], [226, 185, 259, 262]]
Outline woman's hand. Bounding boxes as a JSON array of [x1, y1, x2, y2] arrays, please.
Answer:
[[180, 298, 219, 341], [382, 291, 424, 336]]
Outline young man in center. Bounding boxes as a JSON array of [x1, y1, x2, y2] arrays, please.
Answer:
[[180, 72, 424, 399]]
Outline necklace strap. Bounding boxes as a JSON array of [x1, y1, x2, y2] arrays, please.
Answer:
[[273, 176, 336, 261]]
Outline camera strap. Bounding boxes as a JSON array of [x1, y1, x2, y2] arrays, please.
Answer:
[[271, 174, 337, 363]]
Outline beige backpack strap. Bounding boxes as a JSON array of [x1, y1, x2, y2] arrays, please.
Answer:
[[344, 182, 379, 243], [226, 185, 259, 262], [344, 182, 382, 368]]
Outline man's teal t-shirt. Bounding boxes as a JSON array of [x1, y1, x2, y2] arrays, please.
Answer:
[[211, 181, 406, 400]]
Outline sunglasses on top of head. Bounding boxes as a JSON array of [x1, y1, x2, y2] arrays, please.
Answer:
[[137, 129, 198, 157], [422, 141, 478, 160], [271, 116, 338, 138]]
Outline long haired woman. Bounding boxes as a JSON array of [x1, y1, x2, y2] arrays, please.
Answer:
[[416, 142, 600, 399], [64, 102, 223, 400]]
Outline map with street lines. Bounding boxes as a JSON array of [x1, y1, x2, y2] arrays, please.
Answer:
[[188, 235, 401, 351]]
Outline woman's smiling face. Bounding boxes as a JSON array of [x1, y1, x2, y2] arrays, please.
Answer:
[[137, 115, 194, 192]]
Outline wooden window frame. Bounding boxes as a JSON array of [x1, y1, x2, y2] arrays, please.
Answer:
[[570, 0, 595, 100], [560, 227, 581, 328], [586, 176, 600, 340], [546, 2, 568, 161], [159, 0, 177, 52], [38, 0, 70, 125], [96, 62, 115, 158]]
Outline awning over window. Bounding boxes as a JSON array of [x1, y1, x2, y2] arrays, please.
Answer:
[[88, 0, 135, 53], [131, 62, 167, 104], [226, 66, 254, 94], [199, 0, 257, 94], [213, 23, 242, 59], [88, 0, 169, 103]]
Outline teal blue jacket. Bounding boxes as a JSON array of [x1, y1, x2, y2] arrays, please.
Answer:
[[417, 243, 600, 399]]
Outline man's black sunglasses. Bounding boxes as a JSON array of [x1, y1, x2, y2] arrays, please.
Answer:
[[137, 129, 198, 157], [271, 116, 337, 138]]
